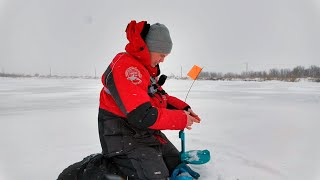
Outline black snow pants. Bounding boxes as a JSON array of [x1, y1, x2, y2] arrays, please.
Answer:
[[98, 109, 181, 180], [111, 141, 181, 180]]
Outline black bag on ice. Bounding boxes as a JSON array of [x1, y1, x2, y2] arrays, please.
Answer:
[[57, 153, 124, 180]]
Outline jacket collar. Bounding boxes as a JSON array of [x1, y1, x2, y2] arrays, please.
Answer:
[[124, 20, 159, 77]]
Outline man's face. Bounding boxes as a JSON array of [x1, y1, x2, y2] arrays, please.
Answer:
[[150, 52, 169, 67]]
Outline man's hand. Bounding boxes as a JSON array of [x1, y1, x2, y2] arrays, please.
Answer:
[[184, 111, 201, 130], [187, 108, 201, 121]]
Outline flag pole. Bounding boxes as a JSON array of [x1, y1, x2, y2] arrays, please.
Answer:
[[184, 66, 203, 102], [185, 79, 197, 102]]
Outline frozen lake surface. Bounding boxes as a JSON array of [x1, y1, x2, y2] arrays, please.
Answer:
[[0, 77, 319, 180]]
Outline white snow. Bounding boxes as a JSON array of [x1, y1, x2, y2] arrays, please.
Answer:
[[0, 77, 320, 180], [186, 150, 200, 162]]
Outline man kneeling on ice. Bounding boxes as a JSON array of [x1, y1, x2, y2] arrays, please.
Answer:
[[98, 20, 201, 179]]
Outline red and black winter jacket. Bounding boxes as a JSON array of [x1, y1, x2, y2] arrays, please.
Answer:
[[98, 21, 190, 156], [99, 21, 189, 130]]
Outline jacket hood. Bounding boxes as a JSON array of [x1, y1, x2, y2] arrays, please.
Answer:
[[125, 20, 159, 77]]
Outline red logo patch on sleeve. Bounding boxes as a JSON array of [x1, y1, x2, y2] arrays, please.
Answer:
[[125, 67, 142, 85]]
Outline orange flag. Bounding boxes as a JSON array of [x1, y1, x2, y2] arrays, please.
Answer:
[[187, 65, 203, 80]]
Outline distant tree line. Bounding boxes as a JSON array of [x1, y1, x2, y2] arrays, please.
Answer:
[[0, 72, 33, 78], [0, 72, 98, 79], [198, 65, 320, 82], [2, 65, 320, 82]]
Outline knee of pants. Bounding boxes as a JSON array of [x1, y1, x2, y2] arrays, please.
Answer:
[[113, 147, 170, 180]]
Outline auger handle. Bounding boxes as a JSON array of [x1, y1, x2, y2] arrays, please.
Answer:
[[179, 130, 185, 154]]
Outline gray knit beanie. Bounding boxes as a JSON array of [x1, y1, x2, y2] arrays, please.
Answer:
[[145, 23, 173, 54]]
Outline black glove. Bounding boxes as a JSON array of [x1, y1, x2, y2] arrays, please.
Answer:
[[158, 74, 167, 86]]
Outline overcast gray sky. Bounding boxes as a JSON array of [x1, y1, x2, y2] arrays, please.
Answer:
[[1, 0, 320, 76]]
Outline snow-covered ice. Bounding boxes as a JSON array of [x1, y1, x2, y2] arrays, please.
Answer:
[[0, 77, 319, 180]]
